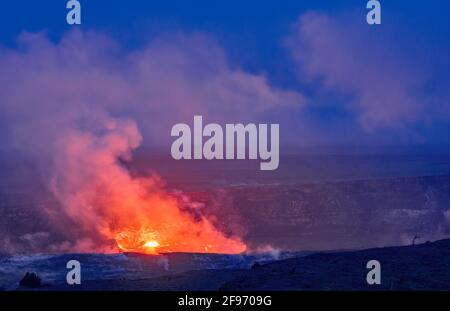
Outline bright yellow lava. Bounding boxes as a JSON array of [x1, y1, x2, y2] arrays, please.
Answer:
[[143, 240, 159, 248]]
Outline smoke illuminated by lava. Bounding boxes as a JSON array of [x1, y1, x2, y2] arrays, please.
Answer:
[[48, 116, 246, 255], [0, 30, 294, 254]]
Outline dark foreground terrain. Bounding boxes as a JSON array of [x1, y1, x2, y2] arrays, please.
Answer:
[[9, 238, 450, 291], [220, 239, 450, 290]]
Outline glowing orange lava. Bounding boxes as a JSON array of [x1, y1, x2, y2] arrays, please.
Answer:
[[97, 175, 247, 255], [111, 199, 247, 254], [144, 241, 159, 248], [117, 238, 161, 255], [50, 119, 246, 255]]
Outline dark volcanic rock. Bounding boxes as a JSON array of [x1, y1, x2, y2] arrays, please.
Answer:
[[9, 239, 450, 291], [219, 239, 450, 290], [19, 272, 42, 288]]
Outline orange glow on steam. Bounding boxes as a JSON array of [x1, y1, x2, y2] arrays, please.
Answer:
[[49, 119, 246, 255]]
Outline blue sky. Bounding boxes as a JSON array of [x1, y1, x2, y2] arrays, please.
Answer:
[[0, 0, 449, 150]]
